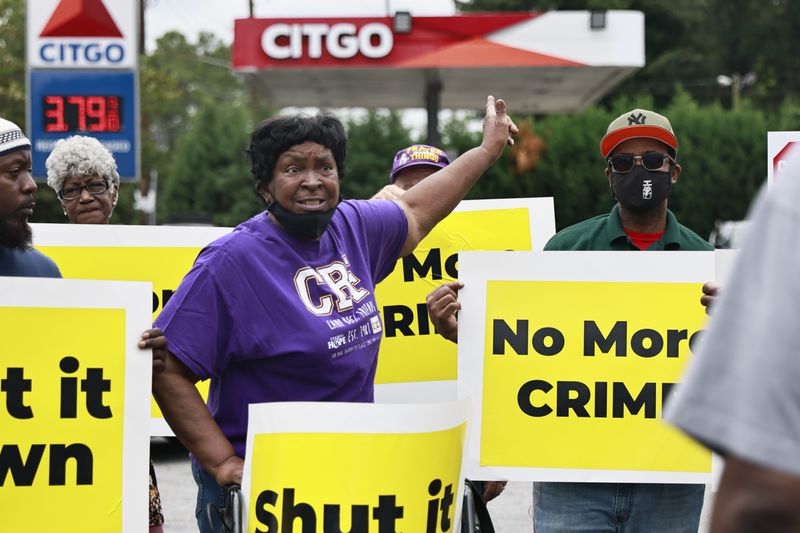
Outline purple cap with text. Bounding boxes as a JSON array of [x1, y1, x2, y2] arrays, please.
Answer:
[[389, 144, 450, 182]]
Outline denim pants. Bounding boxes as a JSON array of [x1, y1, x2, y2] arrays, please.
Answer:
[[533, 482, 705, 532], [191, 461, 228, 533]]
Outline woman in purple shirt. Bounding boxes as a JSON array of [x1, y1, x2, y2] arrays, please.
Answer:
[[153, 96, 516, 532]]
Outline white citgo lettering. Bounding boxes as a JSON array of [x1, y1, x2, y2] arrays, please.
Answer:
[[295, 268, 333, 315], [358, 23, 393, 58], [262, 23, 292, 59], [260, 22, 394, 60], [327, 23, 358, 59], [303, 23, 328, 58]]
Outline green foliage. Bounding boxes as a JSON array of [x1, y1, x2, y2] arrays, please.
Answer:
[[0, 0, 25, 126], [435, 89, 784, 238], [141, 31, 259, 225], [341, 110, 415, 199], [161, 99, 260, 227]]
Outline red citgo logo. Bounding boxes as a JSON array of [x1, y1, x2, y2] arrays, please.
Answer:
[[40, 0, 123, 38]]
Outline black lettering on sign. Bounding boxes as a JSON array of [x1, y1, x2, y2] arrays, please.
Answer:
[[401, 248, 458, 282], [585, 321, 701, 358], [1, 367, 33, 419], [403, 249, 442, 281], [152, 289, 177, 313], [492, 319, 528, 355], [631, 329, 663, 358], [383, 304, 432, 337], [517, 380, 674, 419], [426, 479, 454, 533], [443, 253, 458, 279], [556, 381, 591, 418], [584, 320, 627, 356], [254, 487, 406, 533], [613, 382, 656, 418], [532, 327, 564, 356], [0, 443, 93, 486], [60, 356, 112, 419], [372, 495, 404, 533], [384, 305, 414, 337], [492, 319, 565, 356], [517, 380, 553, 417]]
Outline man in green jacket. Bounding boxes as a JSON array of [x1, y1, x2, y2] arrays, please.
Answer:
[[427, 109, 711, 532]]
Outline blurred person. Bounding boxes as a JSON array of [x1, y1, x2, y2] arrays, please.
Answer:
[[46, 135, 166, 533], [372, 143, 450, 200], [427, 109, 712, 532], [46, 135, 119, 224], [666, 167, 800, 531], [151, 97, 517, 532], [0, 118, 60, 276]]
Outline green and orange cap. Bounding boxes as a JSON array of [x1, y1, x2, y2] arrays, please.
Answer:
[[600, 109, 678, 158]]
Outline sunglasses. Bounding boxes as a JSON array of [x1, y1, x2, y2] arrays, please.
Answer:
[[607, 152, 675, 173]]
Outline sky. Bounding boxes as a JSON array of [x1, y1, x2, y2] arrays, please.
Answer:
[[143, 0, 461, 134], [144, 0, 457, 50]]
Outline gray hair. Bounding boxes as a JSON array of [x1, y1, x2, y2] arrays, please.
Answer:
[[45, 136, 120, 193]]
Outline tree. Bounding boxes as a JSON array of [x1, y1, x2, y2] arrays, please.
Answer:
[[341, 110, 414, 199], [0, 0, 25, 126], [162, 99, 259, 227]]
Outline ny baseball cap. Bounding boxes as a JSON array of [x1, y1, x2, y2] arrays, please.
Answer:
[[600, 109, 678, 158], [389, 144, 450, 182], [0, 118, 31, 157]]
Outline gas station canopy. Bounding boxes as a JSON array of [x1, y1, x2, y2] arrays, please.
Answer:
[[232, 11, 644, 114]]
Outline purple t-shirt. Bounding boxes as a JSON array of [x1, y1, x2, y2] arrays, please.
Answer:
[[155, 200, 408, 458]]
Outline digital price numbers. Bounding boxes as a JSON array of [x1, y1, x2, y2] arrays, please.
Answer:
[[43, 95, 123, 133]]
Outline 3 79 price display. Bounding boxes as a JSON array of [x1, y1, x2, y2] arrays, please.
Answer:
[[43, 95, 123, 133]]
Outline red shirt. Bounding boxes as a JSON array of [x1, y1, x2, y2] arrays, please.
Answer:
[[624, 229, 665, 250]]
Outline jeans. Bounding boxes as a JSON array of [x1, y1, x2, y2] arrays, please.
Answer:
[[191, 461, 227, 533], [533, 482, 705, 532]]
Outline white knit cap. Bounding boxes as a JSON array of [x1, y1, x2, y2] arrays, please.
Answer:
[[0, 118, 31, 157]]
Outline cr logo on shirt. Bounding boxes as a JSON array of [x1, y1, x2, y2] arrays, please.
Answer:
[[295, 261, 370, 316]]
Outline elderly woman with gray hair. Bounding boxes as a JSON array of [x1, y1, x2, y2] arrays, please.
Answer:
[[45, 135, 166, 532], [45, 135, 120, 224]]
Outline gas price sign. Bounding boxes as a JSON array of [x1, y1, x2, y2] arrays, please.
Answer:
[[43, 95, 123, 133], [29, 70, 138, 180]]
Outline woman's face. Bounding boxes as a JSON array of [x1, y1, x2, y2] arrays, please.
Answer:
[[258, 142, 339, 213], [60, 174, 118, 224]]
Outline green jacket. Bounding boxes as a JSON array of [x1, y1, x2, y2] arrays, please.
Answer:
[[544, 205, 713, 251]]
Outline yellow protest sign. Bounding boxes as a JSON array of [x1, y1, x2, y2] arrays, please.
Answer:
[[242, 401, 469, 533], [0, 278, 151, 531], [33, 224, 229, 434], [374, 198, 554, 390], [32, 199, 556, 418], [458, 251, 715, 483]]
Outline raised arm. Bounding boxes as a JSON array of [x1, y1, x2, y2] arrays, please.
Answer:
[[396, 96, 517, 256]]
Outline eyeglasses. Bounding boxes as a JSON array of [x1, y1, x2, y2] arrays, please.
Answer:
[[58, 180, 110, 201], [607, 153, 675, 173]]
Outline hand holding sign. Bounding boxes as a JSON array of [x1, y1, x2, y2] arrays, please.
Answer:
[[139, 327, 167, 374], [426, 281, 463, 344]]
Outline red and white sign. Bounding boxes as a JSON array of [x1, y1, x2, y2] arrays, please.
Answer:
[[233, 12, 644, 71], [767, 132, 800, 186], [27, 0, 137, 69]]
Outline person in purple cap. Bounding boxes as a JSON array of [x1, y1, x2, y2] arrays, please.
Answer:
[[372, 143, 450, 200], [152, 96, 517, 533]]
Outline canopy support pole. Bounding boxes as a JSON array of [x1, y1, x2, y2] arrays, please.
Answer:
[[425, 74, 442, 147]]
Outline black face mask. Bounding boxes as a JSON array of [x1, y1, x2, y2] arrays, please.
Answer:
[[267, 199, 340, 240], [611, 166, 672, 213]]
